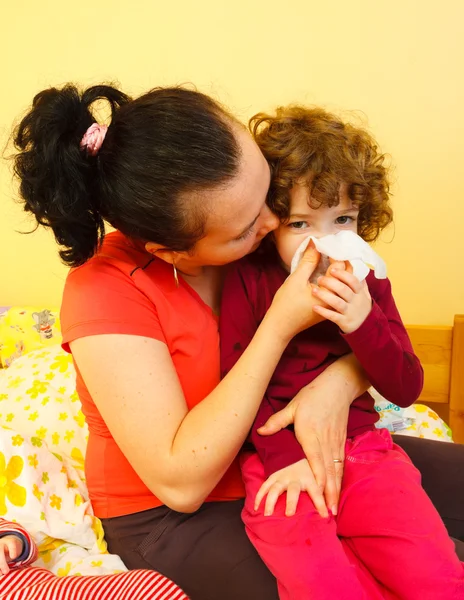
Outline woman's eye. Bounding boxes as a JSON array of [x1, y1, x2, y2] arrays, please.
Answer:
[[336, 216, 356, 225], [289, 221, 308, 229], [236, 227, 255, 241]]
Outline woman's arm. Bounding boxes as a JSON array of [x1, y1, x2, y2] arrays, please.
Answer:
[[71, 245, 322, 513]]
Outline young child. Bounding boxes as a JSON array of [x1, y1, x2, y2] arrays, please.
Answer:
[[0, 517, 188, 599], [220, 106, 464, 600]]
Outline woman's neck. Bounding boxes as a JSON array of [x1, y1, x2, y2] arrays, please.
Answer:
[[180, 265, 227, 315]]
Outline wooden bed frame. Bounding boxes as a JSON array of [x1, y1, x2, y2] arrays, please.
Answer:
[[407, 314, 464, 444]]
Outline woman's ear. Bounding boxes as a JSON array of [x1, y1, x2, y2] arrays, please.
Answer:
[[145, 242, 172, 263], [145, 242, 184, 266]]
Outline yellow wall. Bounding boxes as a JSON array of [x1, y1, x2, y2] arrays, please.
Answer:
[[1, 0, 463, 324]]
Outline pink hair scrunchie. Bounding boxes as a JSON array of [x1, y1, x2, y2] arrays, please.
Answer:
[[80, 123, 108, 156]]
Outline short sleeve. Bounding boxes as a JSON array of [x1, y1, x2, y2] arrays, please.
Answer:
[[61, 259, 166, 351]]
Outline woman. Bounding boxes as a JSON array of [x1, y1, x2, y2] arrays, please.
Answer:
[[13, 84, 464, 600]]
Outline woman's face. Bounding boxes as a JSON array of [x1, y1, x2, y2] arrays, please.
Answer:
[[175, 126, 279, 272]]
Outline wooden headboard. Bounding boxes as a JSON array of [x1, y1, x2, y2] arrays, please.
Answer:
[[407, 315, 464, 444]]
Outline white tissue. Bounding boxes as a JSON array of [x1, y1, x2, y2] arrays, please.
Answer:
[[290, 231, 387, 282]]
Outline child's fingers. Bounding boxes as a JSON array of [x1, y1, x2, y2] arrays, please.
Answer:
[[285, 484, 301, 516], [328, 258, 345, 270], [304, 477, 329, 519], [264, 482, 285, 516], [317, 276, 354, 303], [327, 259, 353, 274], [6, 538, 19, 561], [313, 305, 344, 327], [312, 287, 347, 314], [254, 479, 273, 511], [0, 549, 9, 576], [328, 268, 362, 293], [327, 256, 353, 275]]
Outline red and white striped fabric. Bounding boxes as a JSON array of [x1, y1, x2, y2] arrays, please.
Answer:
[[0, 519, 188, 600]]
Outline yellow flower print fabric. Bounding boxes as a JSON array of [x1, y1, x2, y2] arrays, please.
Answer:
[[0, 346, 127, 575], [0, 346, 88, 465], [0, 426, 125, 575], [0, 307, 61, 368], [370, 387, 453, 442], [0, 453, 26, 514], [0, 426, 126, 575]]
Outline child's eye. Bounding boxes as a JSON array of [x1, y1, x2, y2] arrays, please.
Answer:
[[289, 221, 308, 230], [336, 216, 356, 225]]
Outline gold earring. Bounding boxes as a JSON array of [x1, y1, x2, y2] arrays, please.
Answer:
[[173, 264, 179, 288]]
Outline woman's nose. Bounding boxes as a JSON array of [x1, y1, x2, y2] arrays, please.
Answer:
[[257, 205, 280, 236]]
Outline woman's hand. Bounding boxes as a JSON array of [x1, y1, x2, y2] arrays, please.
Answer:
[[258, 350, 369, 516], [266, 252, 354, 343], [254, 459, 326, 518], [264, 241, 325, 342], [258, 384, 349, 517]]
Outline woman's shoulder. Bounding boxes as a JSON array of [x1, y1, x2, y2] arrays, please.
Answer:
[[61, 232, 175, 348], [64, 231, 175, 295], [69, 231, 161, 277]]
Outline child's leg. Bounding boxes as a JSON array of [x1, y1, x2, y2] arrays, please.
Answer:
[[0, 566, 56, 598], [0, 566, 189, 599], [338, 428, 464, 600], [241, 452, 386, 600]]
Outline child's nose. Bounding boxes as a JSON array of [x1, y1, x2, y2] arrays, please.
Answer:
[[311, 224, 334, 238]]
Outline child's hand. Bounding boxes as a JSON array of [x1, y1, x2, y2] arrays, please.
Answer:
[[312, 266, 372, 334], [0, 534, 24, 575], [254, 459, 327, 518]]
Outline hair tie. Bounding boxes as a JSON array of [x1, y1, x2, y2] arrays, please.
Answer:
[[80, 123, 108, 156]]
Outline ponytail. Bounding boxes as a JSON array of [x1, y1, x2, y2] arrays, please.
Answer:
[[13, 83, 241, 267], [13, 84, 130, 266]]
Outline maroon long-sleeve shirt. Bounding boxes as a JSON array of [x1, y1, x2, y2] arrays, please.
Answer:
[[220, 247, 424, 478]]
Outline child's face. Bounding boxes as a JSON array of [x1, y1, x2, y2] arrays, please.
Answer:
[[274, 181, 359, 271]]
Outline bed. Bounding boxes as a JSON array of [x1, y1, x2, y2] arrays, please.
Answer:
[[407, 315, 464, 444], [0, 307, 462, 578], [0, 307, 126, 576]]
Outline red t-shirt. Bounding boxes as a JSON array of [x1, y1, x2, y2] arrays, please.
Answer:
[[61, 231, 245, 518]]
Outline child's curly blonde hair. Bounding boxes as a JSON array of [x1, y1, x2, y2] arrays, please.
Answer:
[[250, 106, 393, 242]]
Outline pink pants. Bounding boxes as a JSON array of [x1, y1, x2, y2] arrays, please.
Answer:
[[241, 429, 464, 600]]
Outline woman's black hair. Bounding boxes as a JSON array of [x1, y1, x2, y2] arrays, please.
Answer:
[[13, 84, 241, 267]]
